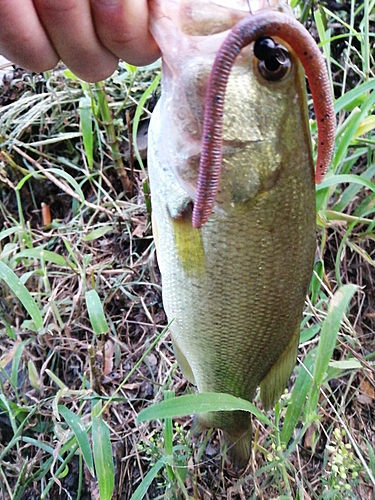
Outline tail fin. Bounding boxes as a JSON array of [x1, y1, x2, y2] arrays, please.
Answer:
[[223, 424, 252, 469], [192, 413, 252, 468]]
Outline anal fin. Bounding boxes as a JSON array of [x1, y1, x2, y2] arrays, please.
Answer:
[[172, 337, 196, 385], [260, 325, 300, 410]]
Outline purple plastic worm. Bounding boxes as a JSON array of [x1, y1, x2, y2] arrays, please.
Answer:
[[192, 10, 336, 229]]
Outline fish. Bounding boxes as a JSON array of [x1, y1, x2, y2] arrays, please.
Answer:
[[148, 0, 335, 467]]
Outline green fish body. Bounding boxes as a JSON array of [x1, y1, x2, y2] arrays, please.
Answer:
[[148, 0, 316, 466]]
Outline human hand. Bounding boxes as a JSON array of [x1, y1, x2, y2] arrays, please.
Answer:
[[0, 0, 161, 82]]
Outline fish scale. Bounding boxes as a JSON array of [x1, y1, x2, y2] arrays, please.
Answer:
[[148, 0, 319, 466]]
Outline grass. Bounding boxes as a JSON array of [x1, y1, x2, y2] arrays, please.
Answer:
[[0, 0, 375, 498]]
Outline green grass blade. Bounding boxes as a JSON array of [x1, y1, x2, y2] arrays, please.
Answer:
[[92, 400, 114, 500], [280, 350, 316, 446], [364, 436, 375, 475], [333, 90, 375, 170], [83, 226, 112, 242], [129, 459, 164, 500], [316, 174, 375, 193], [46, 369, 68, 390], [13, 248, 76, 268], [0, 261, 43, 332], [79, 96, 94, 170], [22, 437, 63, 460], [132, 72, 161, 173], [11, 340, 28, 389], [58, 405, 94, 476], [0, 226, 19, 242], [85, 290, 109, 335], [309, 260, 324, 304], [314, 9, 333, 93], [163, 391, 174, 457], [163, 390, 175, 483], [334, 79, 375, 113], [332, 163, 375, 213], [304, 284, 357, 418], [137, 392, 274, 428], [41, 444, 79, 499], [0, 393, 18, 437], [355, 114, 375, 137], [299, 323, 320, 344], [27, 359, 41, 391], [16, 168, 86, 206]]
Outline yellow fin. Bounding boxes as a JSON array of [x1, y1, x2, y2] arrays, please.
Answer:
[[171, 204, 205, 275], [260, 326, 300, 410]]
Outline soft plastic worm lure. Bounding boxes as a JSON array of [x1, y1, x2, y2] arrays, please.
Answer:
[[192, 10, 335, 229]]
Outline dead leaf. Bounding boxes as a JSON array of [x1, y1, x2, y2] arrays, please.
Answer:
[[132, 218, 147, 238], [357, 377, 375, 404], [146, 353, 157, 367], [0, 340, 21, 369], [304, 424, 317, 450]]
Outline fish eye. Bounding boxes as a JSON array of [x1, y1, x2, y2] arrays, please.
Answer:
[[254, 36, 292, 82]]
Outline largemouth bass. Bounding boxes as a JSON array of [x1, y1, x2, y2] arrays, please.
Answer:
[[148, 0, 335, 467]]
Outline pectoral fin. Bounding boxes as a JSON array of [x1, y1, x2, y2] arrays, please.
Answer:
[[171, 203, 206, 276], [260, 325, 300, 410]]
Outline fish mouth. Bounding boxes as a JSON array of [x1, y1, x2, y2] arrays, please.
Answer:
[[180, 0, 291, 37]]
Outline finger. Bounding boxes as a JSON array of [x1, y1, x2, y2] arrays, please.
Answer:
[[90, 0, 161, 67], [34, 0, 119, 82], [0, 0, 58, 72]]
